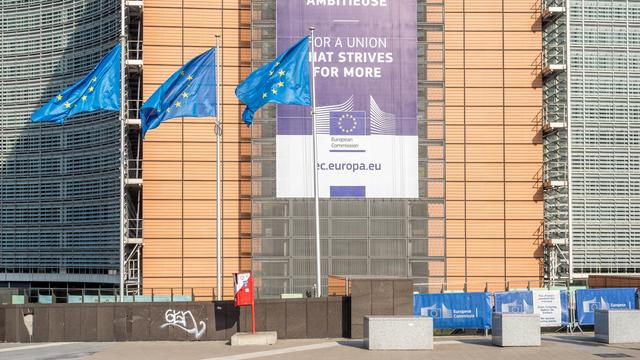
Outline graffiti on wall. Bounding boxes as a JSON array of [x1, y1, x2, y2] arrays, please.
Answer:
[[160, 309, 206, 340]]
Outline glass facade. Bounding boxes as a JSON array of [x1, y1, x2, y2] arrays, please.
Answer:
[[249, 0, 446, 297], [0, 0, 122, 283], [569, 0, 640, 274], [544, 0, 640, 281]]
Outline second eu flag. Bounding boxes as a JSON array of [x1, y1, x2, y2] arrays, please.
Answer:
[[235, 36, 311, 126], [141, 48, 217, 137]]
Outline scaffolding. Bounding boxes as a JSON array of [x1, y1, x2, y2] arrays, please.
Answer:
[[122, 0, 143, 295], [542, 0, 570, 286]]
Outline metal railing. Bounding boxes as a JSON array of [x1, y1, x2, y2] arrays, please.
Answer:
[[542, 0, 565, 10], [4, 287, 220, 304], [127, 158, 142, 179], [127, 40, 143, 62], [543, 102, 567, 127], [127, 99, 143, 120], [128, 218, 143, 238], [543, 44, 566, 69]]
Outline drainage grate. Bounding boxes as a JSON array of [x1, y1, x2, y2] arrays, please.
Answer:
[[594, 354, 633, 358]]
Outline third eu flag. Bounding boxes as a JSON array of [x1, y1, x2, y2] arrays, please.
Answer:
[[235, 36, 311, 126], [141, 48, 217, 137]]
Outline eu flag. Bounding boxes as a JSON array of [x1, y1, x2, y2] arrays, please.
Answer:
[[141, 48, 217, 137], [235, 36, 311, 126], [31, 44, 121, 124]]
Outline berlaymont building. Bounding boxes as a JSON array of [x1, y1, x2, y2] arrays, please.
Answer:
[[0, 0, 638, 300]]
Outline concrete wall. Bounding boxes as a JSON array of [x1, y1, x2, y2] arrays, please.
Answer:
[[0, 297, 349, 342]]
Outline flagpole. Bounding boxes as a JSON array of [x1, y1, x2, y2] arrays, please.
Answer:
[[119, 0, 126, 302], [215, 34, 223, 301], [309, 27, 322, 298]]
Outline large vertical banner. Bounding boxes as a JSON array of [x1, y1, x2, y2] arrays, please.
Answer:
[[276, 0, 418, 198]]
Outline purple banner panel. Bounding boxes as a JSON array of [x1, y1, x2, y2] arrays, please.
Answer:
[[276, 0, 418, 137]]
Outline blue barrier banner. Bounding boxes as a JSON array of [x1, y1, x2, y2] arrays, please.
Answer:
[[575, 288, 638, 325], [494, 290, 569, 326], [494, 291, 534, 314], [414, 292, 492, 329], [560, 290, 569, 326]]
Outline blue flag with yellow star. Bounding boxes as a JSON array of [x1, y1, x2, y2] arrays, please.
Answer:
[[235, 36, 311, 126], [141, 48, 217, 137], [31, 44, 121, 124]]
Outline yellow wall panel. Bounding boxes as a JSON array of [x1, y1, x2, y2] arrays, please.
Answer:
[[143, 239, 182, 258], [143, 180, 182, 200], [144, 161, 183, 181], [467, 258, 505, 277], [506, 258, 542, 277], [467, 239, 505, 257], [466, 220, 505, 239], [466, 163, 504, 181], [506, 201, 543, 220], [466, 201, 504, 220], [465, 32, 502, 50], [466, 182, 504, 201], [145, 200, 182, 219]]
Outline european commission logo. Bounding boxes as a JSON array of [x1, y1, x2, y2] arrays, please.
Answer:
[[330, 111, 367, 136]]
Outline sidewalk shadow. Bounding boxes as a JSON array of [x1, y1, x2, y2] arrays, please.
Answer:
[[337, 340, 365, 349]]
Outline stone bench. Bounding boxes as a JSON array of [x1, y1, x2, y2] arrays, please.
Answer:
[[364, 316, 433, 350], [492, 313, 540, 347], [595, 310, 640, 344]]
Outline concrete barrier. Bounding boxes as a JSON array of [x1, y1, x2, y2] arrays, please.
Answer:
[[0, 297, 350, 343], [492, 313, 540, 347], [364, 316, 433, 350], [595, 310, 640, 344]]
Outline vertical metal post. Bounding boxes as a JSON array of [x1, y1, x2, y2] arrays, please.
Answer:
[[309, 28, 322, 297], [119, 0, 126, 302], [215, 35, 223, 301]]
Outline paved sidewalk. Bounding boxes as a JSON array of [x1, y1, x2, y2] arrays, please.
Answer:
[[1, 333, 640, 360]]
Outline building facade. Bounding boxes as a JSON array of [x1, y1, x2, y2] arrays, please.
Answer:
[[0, 0, 548, 297], [0, 0, 143, 295], [544, 0, 640, 284], [142, 0, 544, 298], [0, 0, 123, 287]]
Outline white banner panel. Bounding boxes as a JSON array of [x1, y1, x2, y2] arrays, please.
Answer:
[[533, 290, 562, 327], [276, 0, 418, 198]]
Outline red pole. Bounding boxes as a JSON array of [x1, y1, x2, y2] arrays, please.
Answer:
[[251, 302, 256, 334]]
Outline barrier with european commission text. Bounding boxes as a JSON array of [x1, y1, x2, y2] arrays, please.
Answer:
[[414, 292, 492, 329], [575, 288, 637, 325], [494, 290, 569, 326]]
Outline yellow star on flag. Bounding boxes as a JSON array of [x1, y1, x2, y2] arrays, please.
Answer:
[[271, 89, 277, 95], [187, 75, 193, 81], [182, 92, 189, 98], [278, 70, 286, 76], [275, 62, 280, 67], [89, 86, 95, 92], [269, 71, 274, 76], [92, 77, 97, 82], [56, 95, 62, 101], [262, 93, 267, 99], [181, 70, 185, 76], [277, 81, 284, 87], [64, 102, 71, 108], [166, 108, 171, 113], [175, 101, 182, 108], [81, 95, 87, 101]]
